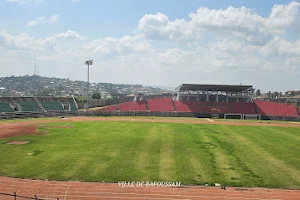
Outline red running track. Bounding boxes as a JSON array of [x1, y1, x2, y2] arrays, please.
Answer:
[[0, 177, 300, 200]]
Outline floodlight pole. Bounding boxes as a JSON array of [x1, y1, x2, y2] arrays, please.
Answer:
[[87, 62, 90, 110], [85, 59, 93, 110]]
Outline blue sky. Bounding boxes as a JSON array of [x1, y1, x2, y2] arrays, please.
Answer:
[[0, 0, 300, 92], [1, 0, 294, 37]]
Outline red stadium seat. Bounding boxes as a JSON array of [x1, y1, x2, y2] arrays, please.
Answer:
[[253, 100, 298, 117], [147, 98, 174, 112], [100, 105, 118, 111], [174, 101, 257, 114], [174, 101, 198, 112], [118, 101, 147, 111]]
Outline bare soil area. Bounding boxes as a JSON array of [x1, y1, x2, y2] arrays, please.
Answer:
[[1, 116, 300, 140]]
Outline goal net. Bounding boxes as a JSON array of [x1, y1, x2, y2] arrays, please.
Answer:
[[224, 113, 242, 119], [243, 114, 261, 120]]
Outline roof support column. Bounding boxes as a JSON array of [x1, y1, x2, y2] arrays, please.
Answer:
[[206, 91, 209, 102], [176, 92, 180, 101], [216, 91, 219, 102], [187, 91, 190, 102], [197, 91, 200, 101]]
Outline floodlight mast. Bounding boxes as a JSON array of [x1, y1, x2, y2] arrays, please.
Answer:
[[85, 59, 93, 110]]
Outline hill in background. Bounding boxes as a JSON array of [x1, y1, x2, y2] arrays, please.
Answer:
[[0, 75, 170, 97]]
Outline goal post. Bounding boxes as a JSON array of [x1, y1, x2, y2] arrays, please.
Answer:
[[224, 113, 242, 119], [224, 113, 261, 120], [243, 114, 261, 120]]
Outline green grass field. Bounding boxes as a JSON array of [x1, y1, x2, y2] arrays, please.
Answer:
[[1, 120, 300, 189]]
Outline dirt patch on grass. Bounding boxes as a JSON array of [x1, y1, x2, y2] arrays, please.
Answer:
[[0, 116, 300, 140], [0, 124, 46, 139], [68, 117, 300, 128], [205, 118, 215, 122], [7, 140, 30, 145]]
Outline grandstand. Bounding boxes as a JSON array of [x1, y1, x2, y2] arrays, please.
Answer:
[[98, 84, 299, 121], [254, 100, 298, 118], [0, 98, 14, 112], [0, 97, 77, 113], [118, 101, 147, 111], [147, 98, 174, 112], [0, 83, 299, 121], [37, 97, 64, 112], [17, 98, 42, 112]]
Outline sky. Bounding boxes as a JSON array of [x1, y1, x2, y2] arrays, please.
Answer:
[[0, 0, 300, 92]]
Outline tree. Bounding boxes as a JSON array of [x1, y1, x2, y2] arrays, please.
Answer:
[[256, 89, 261, 96], [92, 92, 101, 99], [291, 91, 296, 96], [274, 92, 279, 99]]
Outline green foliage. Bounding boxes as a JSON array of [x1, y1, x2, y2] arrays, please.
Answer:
[[92, 92, 101, 99], [0, 121, 300, 189], [256, 89, 261, 96]]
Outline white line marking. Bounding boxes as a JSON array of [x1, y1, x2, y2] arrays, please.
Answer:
[[64, 183, 71, 200]]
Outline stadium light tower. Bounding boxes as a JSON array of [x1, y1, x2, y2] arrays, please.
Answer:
[[85, 59, 93, 110]]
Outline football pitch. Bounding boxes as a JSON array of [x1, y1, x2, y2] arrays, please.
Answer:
[[0, 119, 300, 189]]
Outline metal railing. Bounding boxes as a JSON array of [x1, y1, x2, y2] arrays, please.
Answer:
[[0, 192, 60, 200]]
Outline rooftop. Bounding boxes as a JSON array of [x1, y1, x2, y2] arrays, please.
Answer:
[[175, 84, 253, 93]]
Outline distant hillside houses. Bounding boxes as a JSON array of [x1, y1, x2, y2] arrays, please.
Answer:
[[0, 75, 169, 98]]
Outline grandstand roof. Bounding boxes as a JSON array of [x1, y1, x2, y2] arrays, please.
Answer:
[[175, 84, 253, 92]]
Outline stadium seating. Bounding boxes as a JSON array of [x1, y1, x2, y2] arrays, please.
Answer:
[[0, 97, 78, 113], [95, 98, 297, 119], [118, 101, 147, 111], [18, 101, 41, 112], [101, 105, 118, 111], [254, 100, 298, 117], [147, 98, 174, 112], [68, 99, 78, 111], [199, 105, 231, 113], [0, 101, 13, 112], [174, 101, 199, 112], [174, 101, 257, 114], [41, 101, 64, 111], [230, 102, 257, 114]]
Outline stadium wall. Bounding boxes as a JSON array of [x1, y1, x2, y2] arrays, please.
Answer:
[[1, 111, 299, 121], [76, 98, 133, 109]]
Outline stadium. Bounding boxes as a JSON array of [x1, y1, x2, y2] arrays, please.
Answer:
[[98, 84, 300, 121], [0, 83, 300, 200], [0, 83, 299, 120], [3, 0, 300, 198]]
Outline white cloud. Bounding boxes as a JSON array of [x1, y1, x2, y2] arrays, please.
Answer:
[[84, 35, 151, 55], [53, 30, 87, 40], [259, 37, 300, 57], [139, 1, 300, 44], [27, 15, 59, 27], [138, 13, 201, 41], [0, 30, 86, 52], [284, 57, 300, 69], [1, 1, 300, 91]]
